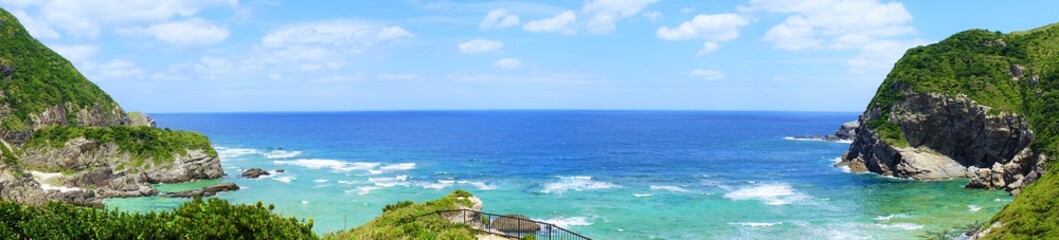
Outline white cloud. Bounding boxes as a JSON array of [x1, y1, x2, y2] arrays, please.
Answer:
[[697, 42, 720, 56], [581, 0, 659, 34], [642, 11, 661, 22], [261, 19, 413, 56], [523, 10, 577, 34], [690, 69, 725, 80], [8, 9, 59, 39], [680, 6, 696, 14], [458, 39, 504, 54], [120, 18, 229, 47], [50, 44, 98, 62], [377, 73, 419, 80], [743, 0, 922, 72], [90, 59, 144, 80], [847, 39, 927, 73], [267, 73, 283, 80], [0, 0, 238, 38], [479, 8, 521, 30], [657, 13, 750, 41], [494, 58, 522, 69], [657, 13, 751, 55]]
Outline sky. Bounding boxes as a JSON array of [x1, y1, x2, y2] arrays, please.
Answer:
[[2, 0, 1058, 113]]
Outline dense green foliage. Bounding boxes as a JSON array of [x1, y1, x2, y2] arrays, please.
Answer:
[[0, 198, 317, 239], [23, 126, 218, 167], [0, 8, 123, 131], [868, 23, 1059, 238], [325, 190, 478, 240]]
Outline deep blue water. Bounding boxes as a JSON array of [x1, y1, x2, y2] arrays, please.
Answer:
[[108, 111, 1010, 239]]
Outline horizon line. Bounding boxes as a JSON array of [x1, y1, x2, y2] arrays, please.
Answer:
[[145, 109, 863, 115]]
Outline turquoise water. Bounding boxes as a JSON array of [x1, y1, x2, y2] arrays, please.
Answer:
[[105, 111, 1011, 239]]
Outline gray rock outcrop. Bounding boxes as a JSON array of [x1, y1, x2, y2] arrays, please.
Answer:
[[837, 92, 1046, 193], [166, 183, 239, 198], [788, 120, 859, 142], [8, 137, 223, 205], [242, 168, 270, 179]]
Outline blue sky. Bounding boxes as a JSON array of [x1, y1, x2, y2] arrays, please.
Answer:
[[2, 0, 1058, 113]]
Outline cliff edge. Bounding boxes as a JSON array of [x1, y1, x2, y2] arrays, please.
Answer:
[[836, 23, 1059, 238]]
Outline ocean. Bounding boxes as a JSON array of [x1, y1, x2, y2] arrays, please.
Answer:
[[105, 111, 1011, 239]]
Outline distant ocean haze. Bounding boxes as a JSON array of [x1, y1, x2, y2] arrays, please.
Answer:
[[105, 111, 1011, 239]]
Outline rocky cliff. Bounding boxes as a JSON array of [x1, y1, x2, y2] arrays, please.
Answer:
[[839, 92, 1041, 191], [0, 8, 224, 206], [836, 23, 1059, 238]]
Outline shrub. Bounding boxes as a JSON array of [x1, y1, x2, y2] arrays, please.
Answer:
[[0, 197, 317, 239], [324, 190, 477, 240]]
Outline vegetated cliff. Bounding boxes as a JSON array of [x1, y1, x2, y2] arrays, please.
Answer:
[[0, 8, 223, 206], [835, 23, 1059, 238]]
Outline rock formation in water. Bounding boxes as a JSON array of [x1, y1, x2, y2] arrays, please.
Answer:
[[788, 120, 859, 142]]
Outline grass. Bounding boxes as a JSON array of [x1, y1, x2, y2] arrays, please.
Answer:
[[324, 190, 478, 240], [22, 126, 218, 168]]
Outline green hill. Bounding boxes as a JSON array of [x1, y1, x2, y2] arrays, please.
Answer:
[[863, 23, 1059, 238], [0, 9, 126, 137]]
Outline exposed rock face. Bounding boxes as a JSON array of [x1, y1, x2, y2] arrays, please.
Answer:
[[835, 121, 859, 140], [839, 92, 1046, 193], [11, 137, 223, 204], [242, 168, 270, 179], [126, 112, 156, 127], [166, 183, 239, 198], [788, 121, 859, 142], [0, 165, 102, 206]]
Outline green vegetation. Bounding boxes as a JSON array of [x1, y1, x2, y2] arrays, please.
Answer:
[[23, 126, 218, 167], [325, 190, 478, 240], [868, 23, 1059, 238], [0, 198, 316, 239], [0, 8, 124, 131], [0, 140, 22, 176], [919, 221, 984, 240]]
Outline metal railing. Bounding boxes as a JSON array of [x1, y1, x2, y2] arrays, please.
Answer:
[[427, 209, 591, 240]]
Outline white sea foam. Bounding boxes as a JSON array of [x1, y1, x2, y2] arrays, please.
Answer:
[[273, 176, 296, 183], [369, 175, 410, 187], [337, 180, 357, 185], [730, 222, 782, 227], [784, 136, 853, 144], [274, 159, 380, 172], [301, 200, 309, 204], [876, 223, 924, 230], [265, 150, 302, 159], [380, 163, 416, 171], [874, 213, 908, 221], [421, 179, 454, 189], [457, 180, 496, 190], [633, 193, 652, 198], [314, 179, 329, 183], [649, 185, 690, 193], [351, 186, 379, 195], [722, 183, 808, 206], [216, 148, 261, 159], [542, 176, 620, 194], [969, 204, 982, 212], [534, 216, 592, 228]]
